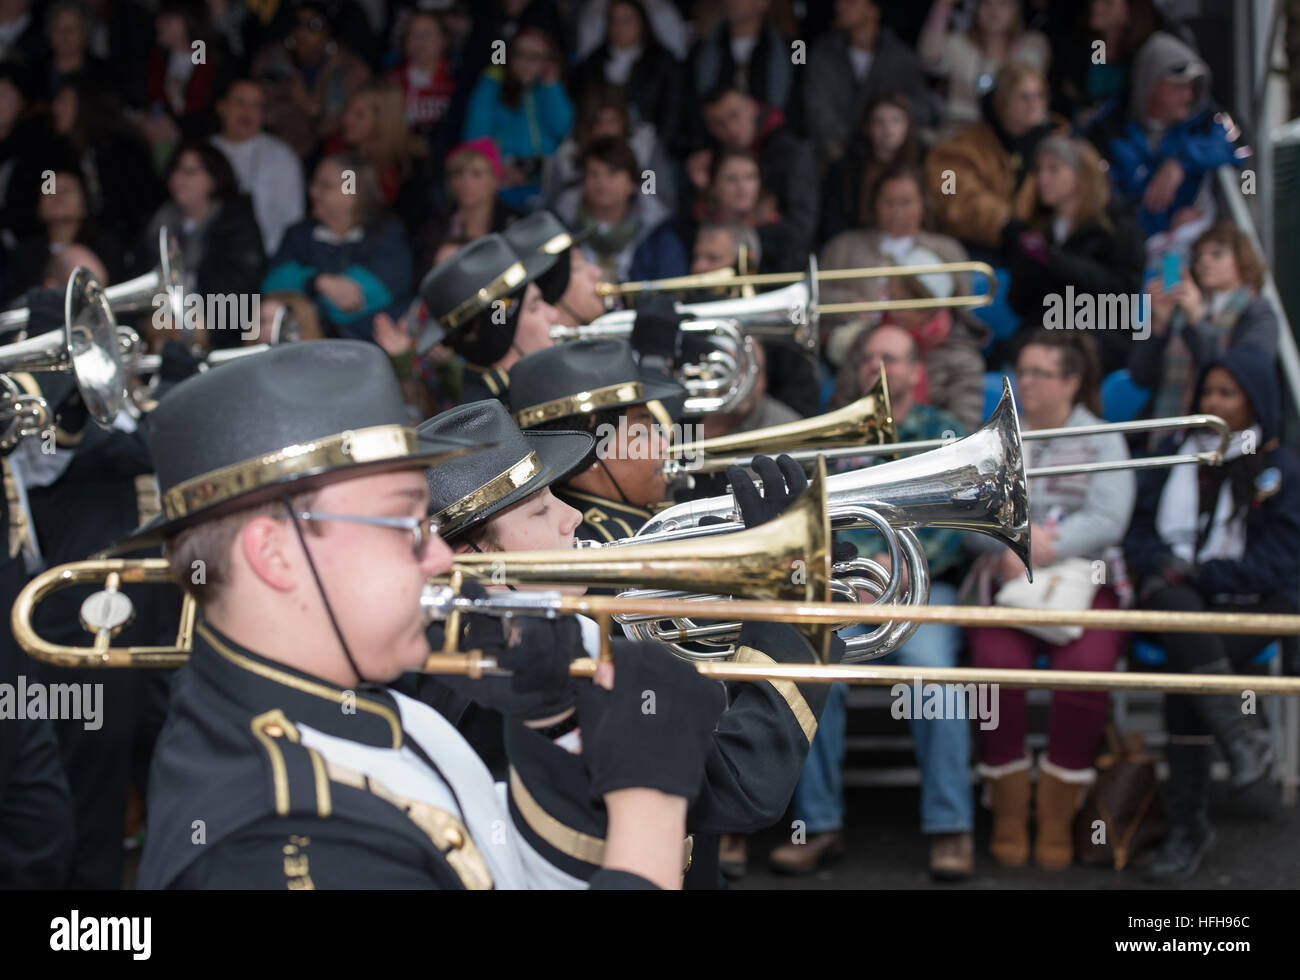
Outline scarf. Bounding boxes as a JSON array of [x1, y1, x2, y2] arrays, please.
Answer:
[[1154, 286, 1252, 419], [576, 202, 643, 274], [1154, 425, 1258, 565]]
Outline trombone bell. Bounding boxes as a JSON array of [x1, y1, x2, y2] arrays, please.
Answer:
[[670, 370, 895, 473], [104, 226, 186, 328], [0, 267, 131, 426]]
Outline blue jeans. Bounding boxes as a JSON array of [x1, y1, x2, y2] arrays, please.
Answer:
[[789, 581, 973, 835]]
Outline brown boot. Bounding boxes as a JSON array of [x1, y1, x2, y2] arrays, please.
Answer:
[[1034, 759, 1095, 870], [979, 758, 1031, 867], [768, 830, 844, 875]]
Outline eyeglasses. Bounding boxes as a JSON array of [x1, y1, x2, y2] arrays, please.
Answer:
[[1014, 368, 1066, 382], [293, 511, 442, 559]]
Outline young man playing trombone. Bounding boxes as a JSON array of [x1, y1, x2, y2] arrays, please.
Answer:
[[126, 341, 724, 889], [509, 338, 683, 542]]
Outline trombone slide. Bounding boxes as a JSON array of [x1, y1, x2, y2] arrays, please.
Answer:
[[420, 652, 1300, 695]]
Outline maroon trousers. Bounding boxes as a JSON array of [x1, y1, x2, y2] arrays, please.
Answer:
[[968, 589, 1126, 770]]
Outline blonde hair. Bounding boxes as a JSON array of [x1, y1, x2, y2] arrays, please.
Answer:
[[992, 61, 1048, 121], [349, 80, 427, 179], [447, 147, 496, 181]]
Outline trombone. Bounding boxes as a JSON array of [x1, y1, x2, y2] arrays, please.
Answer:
[[13, 556, 1300, 696], [664, 371, 894, 478], [570, 257, 995, 354], [677, 410, 1233, 477], [598, 259, 998, 300], [575, 258, 827, 350], [0, 267, 131, 449], [0, 227, 186, 337]]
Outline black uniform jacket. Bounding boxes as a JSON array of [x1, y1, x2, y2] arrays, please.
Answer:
[[137, 622, 652, 889], [473, 486, 832, 878], [550, 487, 834, 823], [554, 487, 656, 544], [502, 622, 830, 881]]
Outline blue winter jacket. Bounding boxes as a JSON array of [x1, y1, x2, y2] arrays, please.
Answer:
[[262, 218, 414, 341]]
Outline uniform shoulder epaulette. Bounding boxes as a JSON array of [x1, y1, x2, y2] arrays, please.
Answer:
[[249, 708, 493, 889], [249, 709, 333, 820]]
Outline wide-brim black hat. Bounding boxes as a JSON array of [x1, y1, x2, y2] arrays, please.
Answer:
[[509, 338, 686, 429], [419, 399, 594, 540], [503, 211, 594, 305], [105, 341, 484, 554]]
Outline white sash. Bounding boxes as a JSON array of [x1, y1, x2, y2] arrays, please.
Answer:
[[296, 689, 587, 890]]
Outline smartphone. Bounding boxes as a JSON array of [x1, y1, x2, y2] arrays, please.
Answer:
[[1161, 252, 1181, 290]]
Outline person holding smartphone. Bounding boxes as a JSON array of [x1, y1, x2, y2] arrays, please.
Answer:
[[1129, 223, 1280, 425]]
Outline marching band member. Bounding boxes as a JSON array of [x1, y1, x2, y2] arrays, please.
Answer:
[[128, 341, 723, 889], [19, 364, 172, 890], [0, 286, 75, 883], [511, 338, 680, 541], [418, 233, 563, 406], [418, 397, 843, 888], [504, 209, 686, 404]]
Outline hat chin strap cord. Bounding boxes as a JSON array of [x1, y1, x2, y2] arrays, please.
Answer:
[[281, 497, 369, 686], [595, 456, 633, 506]]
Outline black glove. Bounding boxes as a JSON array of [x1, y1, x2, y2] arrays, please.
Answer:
[[160, 340, 201, 383], [832, 540, 858, 565], [577, 640, 725, 802], [52, 384, 89, 436], [427, 580, 582, 719], [630, 294, 682, 362], [726, 454, 808, 528]]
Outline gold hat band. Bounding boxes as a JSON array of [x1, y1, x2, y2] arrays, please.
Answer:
[[540, 232, 573, 255], [441, 261, 528, 332], [514, 381, 645, 429], [432, 451, 542, 538], [161, 425, 423, 521]]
